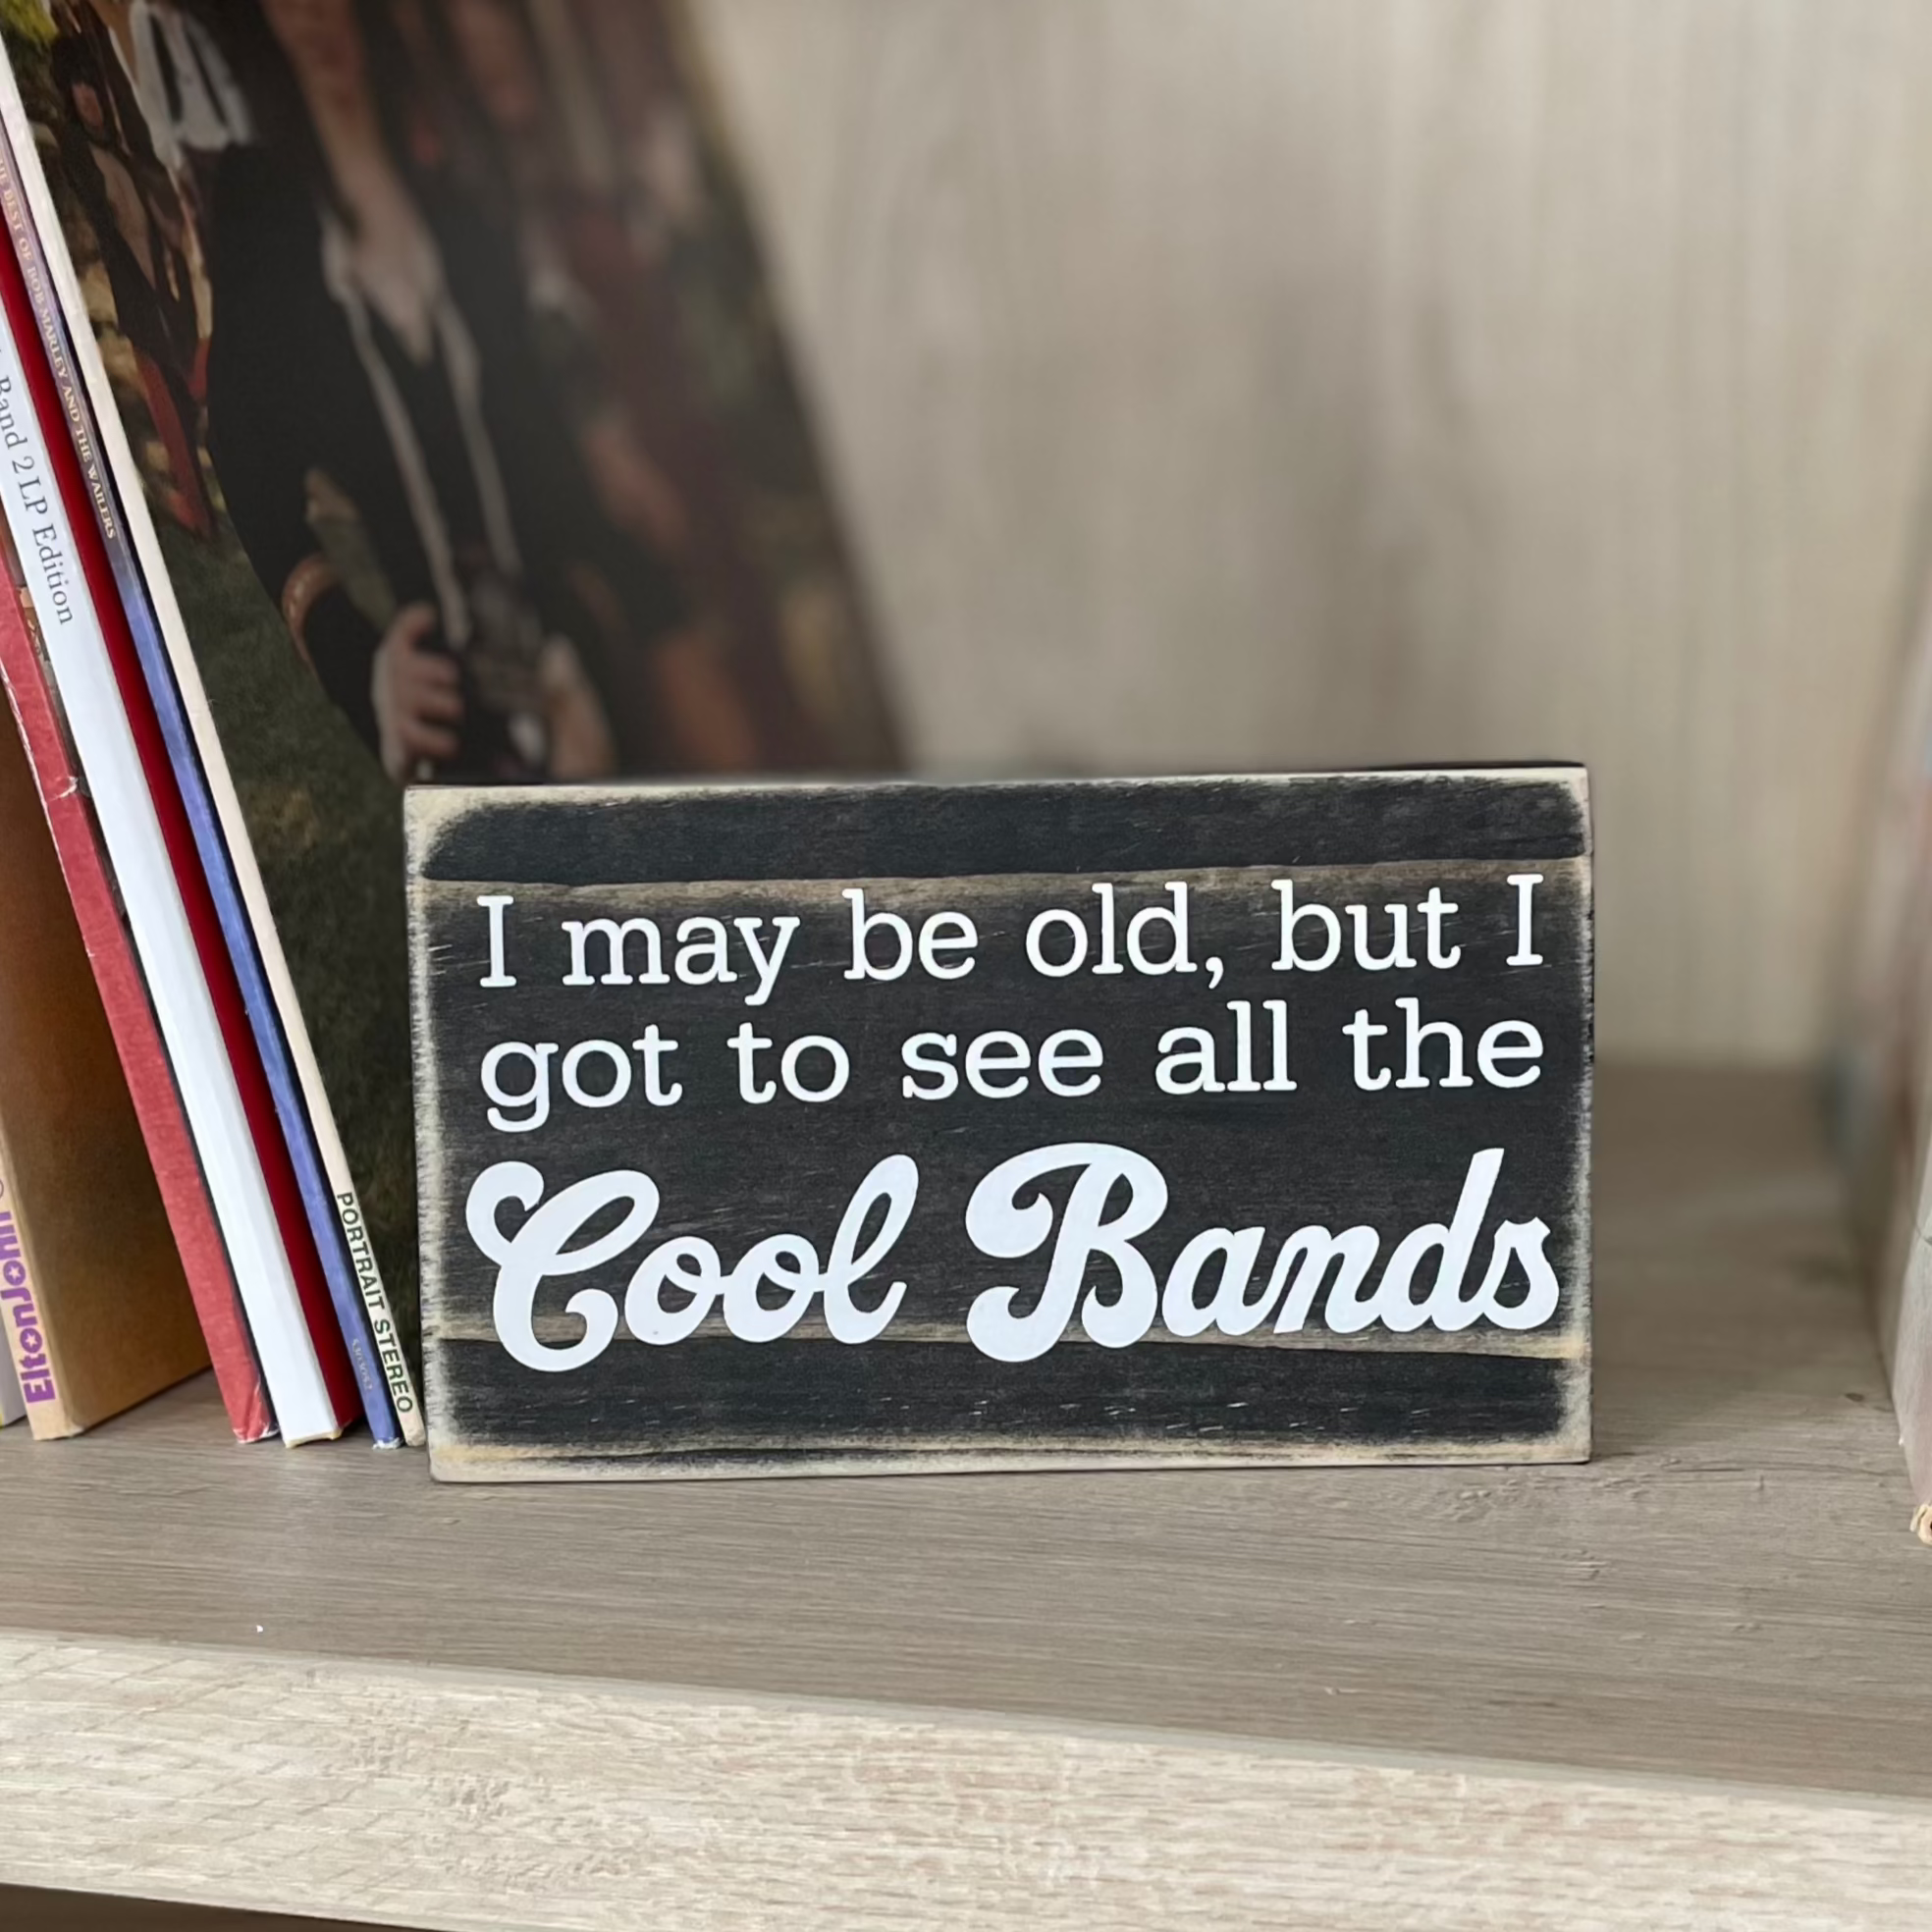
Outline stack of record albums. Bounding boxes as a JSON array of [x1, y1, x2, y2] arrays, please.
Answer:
[[0, 0, 891, 1445]]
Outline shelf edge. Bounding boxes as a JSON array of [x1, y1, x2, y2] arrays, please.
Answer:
[[0, 1629, 1924, 1931]]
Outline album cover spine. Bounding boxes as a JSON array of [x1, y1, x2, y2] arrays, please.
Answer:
[[0, 600, 271, 1441], [0, 1193, 71, 1441], [0, 123, 402, 1448], [0, 1173, 64, 1433], [0, 87, 417, 1447], [0, 242, 355, 1442]]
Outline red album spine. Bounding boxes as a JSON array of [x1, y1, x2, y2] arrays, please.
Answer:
[[0, 235, 360, 1438], [0, 591, 273, 1440]]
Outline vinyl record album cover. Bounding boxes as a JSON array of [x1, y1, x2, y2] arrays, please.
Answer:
[[0, 0, 896, 1409]]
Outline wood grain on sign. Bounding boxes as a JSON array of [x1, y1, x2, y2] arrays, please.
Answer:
[[406, 772, 1591, 1479]]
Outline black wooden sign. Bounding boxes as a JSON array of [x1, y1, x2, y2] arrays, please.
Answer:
[[405, 771, 1591, 1480]]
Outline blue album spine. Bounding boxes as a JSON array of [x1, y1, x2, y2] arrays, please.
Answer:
[[0, 129, 402, 1447]]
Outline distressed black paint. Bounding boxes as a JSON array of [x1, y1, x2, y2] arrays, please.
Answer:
[[407, 770, 1592, 1481]]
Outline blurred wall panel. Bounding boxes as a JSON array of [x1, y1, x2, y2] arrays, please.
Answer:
[[694, 0, 1932, 1063]]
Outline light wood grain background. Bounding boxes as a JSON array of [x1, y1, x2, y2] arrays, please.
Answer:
[[692, 0, 1932, 1065]]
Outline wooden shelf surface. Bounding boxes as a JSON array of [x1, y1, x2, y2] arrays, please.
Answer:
[[1, 1068, 1927, 1931]]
